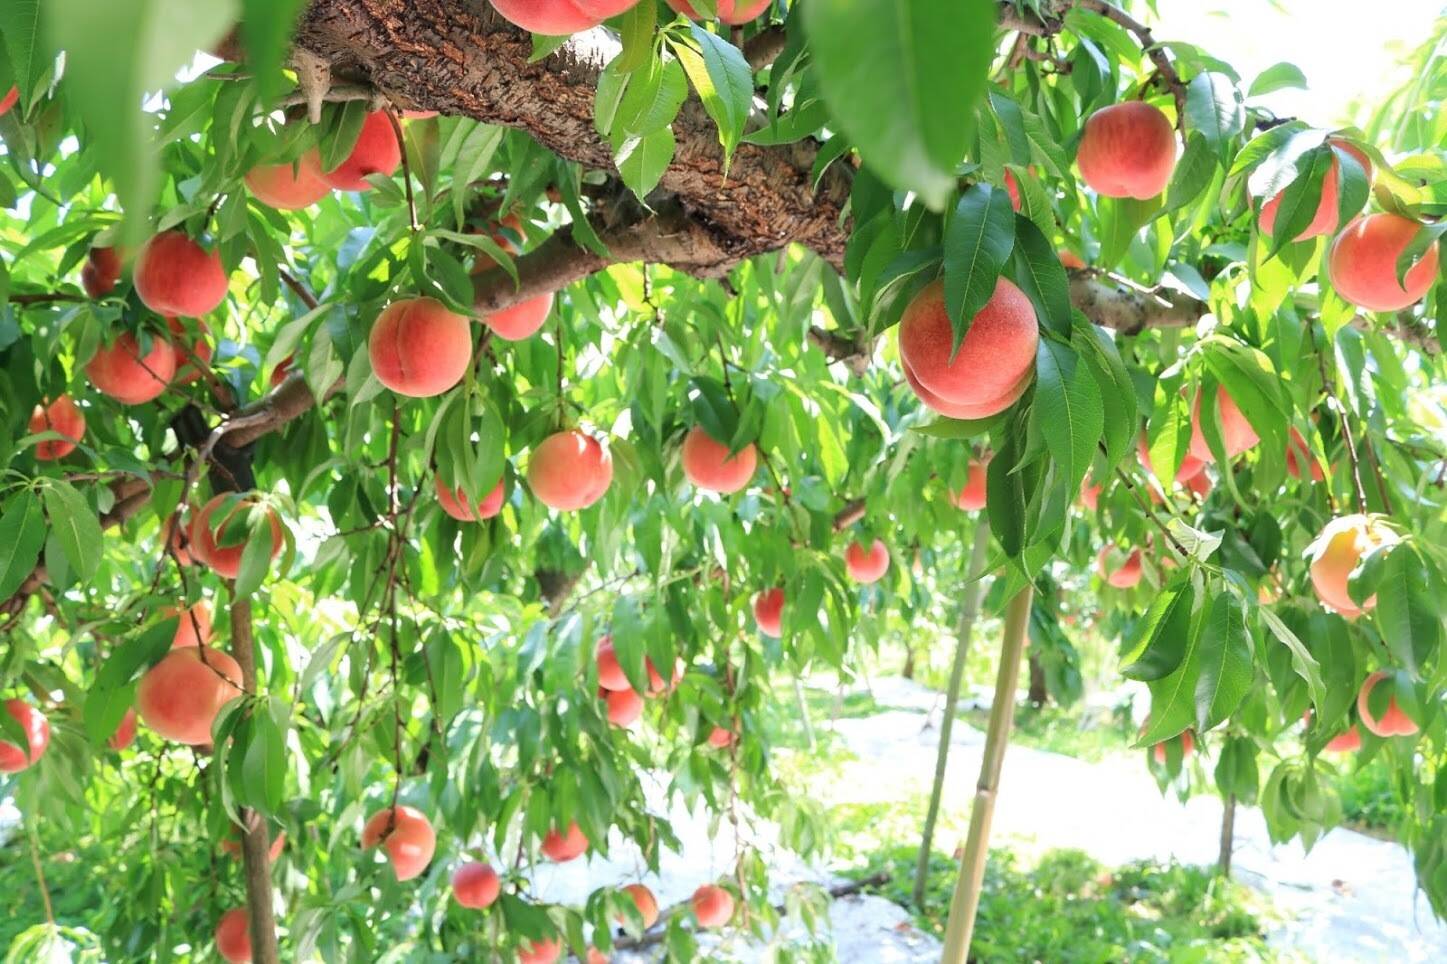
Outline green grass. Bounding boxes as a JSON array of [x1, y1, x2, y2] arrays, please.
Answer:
[[1336, 754, 1406, 837]]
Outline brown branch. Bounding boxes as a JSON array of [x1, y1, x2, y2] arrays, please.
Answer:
[[230, 600, 282, 964], [1077, 0, 1186, 118], [833, 499, 867, 532], [742, 26, 787, 71], [807, 328, 872, 377]]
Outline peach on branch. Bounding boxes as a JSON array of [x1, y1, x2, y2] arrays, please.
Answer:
[[221, 828, 286, 862], [645, 657, 684, 696], [436, 475, 506, 522], [1187, 387, 1259, 463], [1079, 477, 1102, 510], [483, 293, 555, 341], [1077, 101, 1176, 199], [133, 231, 228, 317], [81, 246, 123, 299], [753, 588, 784, 637], [951, 459, 989, 511], [452, 861, 501, 909], [167, 318, 213, 385], [136, 647, 244, 745], [190, 494, 287, 581], [707, 725, 735, 749], [681, 425, 758, 494], [540, 821, 589, 862], [369, 297, 473, 398], [1137, 431, 1205, 484], [245, 149, 331, 210], [29, 395, 86, 461], [491, 0, 639, 35], [1285, 427, 1324, 481], [1096, 545, 1142, 589], [1059, 249, 1086, 270], [517, 938, 563, 964], [692, 884, 735, 928], [898, 278, 1038, 420], [1259, 140, 1372, 242], [1151, 729, 1195, 765], [620, 883, 659, 929], [1325, 725, 1362, 753], [666, 0, 770, 24], [595, 636, 629, 691], [844, 538, 890, 584], [166, 602, 214, 649], [527, 429, 613, 510], [1329, 212, 1440, 312], [321, 111, 402, 191], [1306, 514, 1398, 619], [0, 699, 50, 772], [1003, 168, 1022, 212], [215, 908, 252, 964], [362, 805, 437, 881], [604, 686, 643, 728], [0, 87, 17, 116], [108, 707, 138, 751], [1357, 671, 1418, 737], [85, 332, 176, 405]]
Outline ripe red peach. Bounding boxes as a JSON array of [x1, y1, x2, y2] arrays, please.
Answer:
[[216, 908, 252, 964], [85, 332, 176, 404], [0, 700, 50, 772], [951, 460, 988, 511], [221, 829, 287, 863], [595, 636, 629, 691], [1357, 671, 1418, 737], [452, 861, 501, 909], [136, 647, 244, 744], [245, 149, 330, 210], [491, 0, 639, 35], [1325, 725, 1362, 753], [517, 938, 563, 964], [692, 884, 734, 928], [0, 87, 17, 116], [682, 426, 758, 494], [134, 231, 228, 317], [1059, 250, 1086, 270], [321, 111, 402, 191], [1188, 388, 1259, 463], [1152, 729, 1195, 765], [1329, 212, 1440, 312], [369, 297, 473, 398], [898, 278, 1038, 420], [167, 317, 213, 385], [81, 246, 123, 299], [483, 293, 555, 341], [1259, 140, 1372, 242], [1097, 546, 1142, 589], [707, 725, 735, 749], [1003, 168, 1022, 212], [753, 588, 784, 637], [1285, 427, 1324, 482], [108, 707, 138, 751], [541, 821, 589, 862], [166, 601, 214, 649], [903, 361, 1033, 420], [844, 538, 890, 584], [605, 686, 643, 727], [1077, 101, 1176, 199], [527, 430, 613, 510], [190, 494, 286, 581], [644, 657, 684, 697], [666, 0, 770, 24], [362, 805, 437, 881], [436, 475, 506, 522], [1079, 478, 1102, 510], [619, 883, 659, 929], [1137, 431, 1206, 484], [29, 395, 86, 460], [1306, 514, 1398, 619]]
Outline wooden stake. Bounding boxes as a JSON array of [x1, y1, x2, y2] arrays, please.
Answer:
[[231, 598, 281, 964], [939, 583, 1034, 962], [913, 520, 991, 908], [1218, 793, 1237, 877]]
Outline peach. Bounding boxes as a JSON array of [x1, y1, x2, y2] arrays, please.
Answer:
[[81, 246, 123, 299], [1152, 729, 1194, 765], [452, 861, 501, 909], [1077, 101, 1176, 199], [167, 318, 213, 385], [844, 538, 890, 584], [681, 425, 758, 494], [436, 475, 506, 522], [369, 297, 473, 398], [134, 231, 228, 317], [898, 278, 1038, 418], [1306, 514, 1398, 618], [1079, 478, 1102, 510], [527, 430, 613, 510], [1188, 388, 1259, 463], [221, 829, 286, 863], [85, 332, 176, 404], [517, 938, 563, 964], [0, 86, 17, 116], [1357, 671, 1418, 737], [0, 700, 50, 772], [1003, 168, 1022, 212], [619, 883, 659, 929], [1059, 250, 1086, 270], [540, 821, 589, 862], [692, 884, 734, 928], [245, 149, 330, 210], [491, 0, 639, 35], [951, 460, 988, 511], [1137, 432, 1205, 484], [1259, 141, 1372, 242], [585, 948, 608, 964], [595, 636, 629, 691], [484, 293, 554, 341], [321, 111, 402, 191], [1329, 212, 1440, 312], [1325, 725, 1362, 753], [903, 359, 1034, 420], [269, 354, 295, 389], [1184, 469, 1212, 499], [1285, 427, 1323, 482], [666, 0, 770, 24], [1097, 546, 1142, 589], [136, 647, 244, 744], [644, 657, 684, 697], [362, 805, 437, 881], [190, 494, 286, 581], [29, 395, 86, 460], [605, 686, 643, 727], [216, 908, 252, 964], [707, 725, 734, 749], [753, 588, 784, 637], [108, 707, 138, 751], [166, 601, 214, 649]]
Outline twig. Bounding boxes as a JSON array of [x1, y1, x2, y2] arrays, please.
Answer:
[[384, 111, 419, 233], [27, 819, 54, 925], [277, 266, 321, 311], [1305, 322, 1369, 513], [1078, 0, 1186, 119]]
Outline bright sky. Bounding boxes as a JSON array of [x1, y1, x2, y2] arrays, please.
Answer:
[[1151, 0, 1440, 128]]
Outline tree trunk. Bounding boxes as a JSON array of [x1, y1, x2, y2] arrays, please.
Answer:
[[1218, 793, 1236, 877], [913, 521, 991, 909], [901, 645, 917, 680], [1026, 649, 1048, 707], [230, 599, 281, 964], [939, 584, 1035, 963], [794, 678, 816, 751]]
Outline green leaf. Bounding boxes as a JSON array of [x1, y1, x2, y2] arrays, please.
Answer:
[[1266, 144, 1331, 256], [243, 705, 287, 813], [1073, 317, 1136, 472], [1031, 338, 1103, 492], [673, 26, 753, 165], [942, 184, 1015, 346], [40, 479, 103, 581], [48, 0, 237, 237], [1165, 132, 1217, 215], [614, 51, 687, 137], [1374, 547, 1440, 679], [1122, 580, 1196, 682], [0, 0, 47, 100], [0, 490, 46, 600], [613, 126, 675, 199], [318, 99, 368, 173], [1096, 195, 1162, 269], [986, 420, 1027, 558], [1194, 593, 1252, 731], [1139, 601, 1206, 746], [1185, 71, 1244, 156], [615, 0, 657, 73], [802, 0, 996, 209], [427, 631, 466, 721], [1011, 216, 1072, 338], [233, 518, 277, 597], [240, 0, 307, 103], [1249, 62, 1308, 97], [1259, 605, 1327, 711]]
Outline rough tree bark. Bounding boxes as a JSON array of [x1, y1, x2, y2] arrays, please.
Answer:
[[230, 599, 281, 964]]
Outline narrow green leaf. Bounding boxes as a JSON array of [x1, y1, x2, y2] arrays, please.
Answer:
[[1031, 337, 1103, 492], [1185, 71, 1244, 156], [1011, 216, 1072, 338], [1249, 62, 1308, 97], [1194, 593, 1252, 731], [613, 126, 675, 199], [40, 479, 103, 581], [1123, 580, 1196, 682], [0, 491, 47, 600], [943, 184, 1015, 346], [1374, 547, 1440, 678]]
